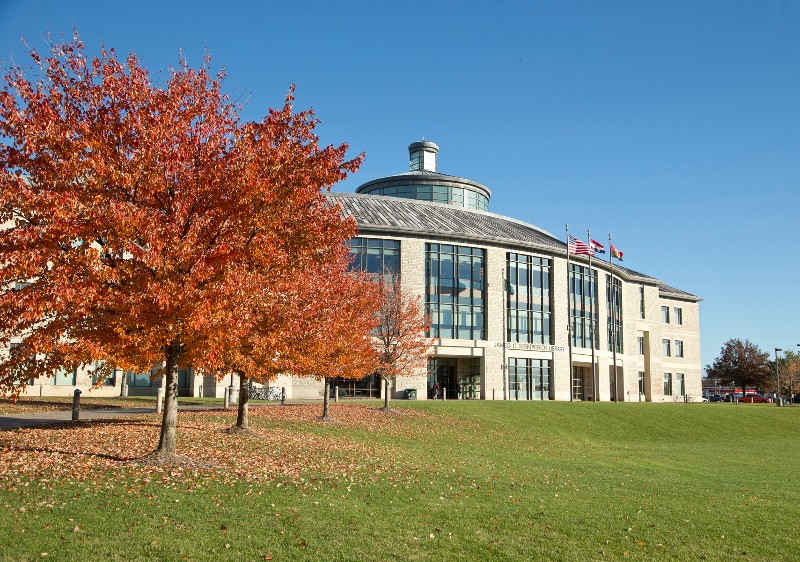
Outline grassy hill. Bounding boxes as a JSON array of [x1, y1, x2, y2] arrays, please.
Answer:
[[1, 400, 798, 561]]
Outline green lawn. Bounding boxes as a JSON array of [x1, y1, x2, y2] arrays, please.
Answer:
[[1, 400, 798, 561]]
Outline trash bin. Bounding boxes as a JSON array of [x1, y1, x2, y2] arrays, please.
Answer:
[[405, 389, 417, 400]]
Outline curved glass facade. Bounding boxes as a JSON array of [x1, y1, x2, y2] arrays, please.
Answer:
[[359, 184, 489, 211]]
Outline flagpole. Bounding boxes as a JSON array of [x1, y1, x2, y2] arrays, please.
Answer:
[[609, 233, 618, 402], [566, 224, 573, 402], [588, 228, 596, 402]]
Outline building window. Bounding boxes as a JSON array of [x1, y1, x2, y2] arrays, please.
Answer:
[[637, 336, 644, 355], [675, 340, 684, 358], [676, 373, 685, 396], [640, 286, 645, 319], [53, 367, 77, 386], [507, 253, 552, 344], [569, 264, 598, 349], [370, 183, 489, 211], [426, 244, 485, 340], [508, 358, 551, 400], [664, 372, 673, 395], [606, 275, 623, 353], [661, 305, 670, 323], [128, 367, 161, 387], [347, 237, 400, 277], [90, 361, 116, 386], [674, 307, 683, 325], [662, 339, 671, 357], [638, 371, 646, 395]]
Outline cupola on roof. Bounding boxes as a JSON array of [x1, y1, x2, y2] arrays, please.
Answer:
[[355, 141, 492, 211]]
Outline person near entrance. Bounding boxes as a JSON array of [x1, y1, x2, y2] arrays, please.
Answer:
[[433, 382, 441, 400]]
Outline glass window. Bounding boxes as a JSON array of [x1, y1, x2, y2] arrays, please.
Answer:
[[637, 336, 644, 355], [347, 237, 401, 279], [53, 368, 76, 386], [675, 340, 684, 358], [674, 307, 683, 325], [509, 358, 551, 400], [661, 305, 670, 324], [507, 253, 553, 344], [662, 339, 671, 357], [569, 264, 598, 349], [663, 373, 672, 395], [676, 373, 685, 396], [426, 244, 485, 340], [640, 286, 645, 319], [91, 361, 116, 386], [607, 275, 623, 353], [638, 371, 645, 395]]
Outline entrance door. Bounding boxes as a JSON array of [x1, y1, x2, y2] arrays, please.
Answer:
[[428, 358, 457, 399], [572, 366, 584, 400]]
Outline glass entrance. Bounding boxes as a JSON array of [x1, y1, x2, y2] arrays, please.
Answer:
[[427, 358, 457, 399], [509, 358, 551, 400], [572, 366, 592, 400], [458, 358, 481, 399]]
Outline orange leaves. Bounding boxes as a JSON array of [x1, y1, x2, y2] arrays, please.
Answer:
[[0, 33, 363, 407], [0, 405, 427, 491], [374, 275, 432, 381]]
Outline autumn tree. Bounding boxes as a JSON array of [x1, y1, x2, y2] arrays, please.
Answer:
[[286, 262, 380, 421], [0, 34, 361, 460], [705, 339, 771, 393], [216, 253, 379, 430], [770, 350, 800, 398], [373, 274, 431, 411]]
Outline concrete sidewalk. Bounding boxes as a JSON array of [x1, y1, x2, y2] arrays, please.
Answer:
[[0, 404, 226, 430]]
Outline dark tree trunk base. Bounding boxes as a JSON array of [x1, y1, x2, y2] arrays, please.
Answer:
[[224, 425, 259, 437], [135, 450, 216, 469], [378, 406, 401, 414]]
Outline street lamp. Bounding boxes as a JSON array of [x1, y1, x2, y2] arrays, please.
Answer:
[[775, 348, 783, 406]]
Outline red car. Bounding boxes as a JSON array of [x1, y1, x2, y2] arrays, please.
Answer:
[[739, 394, 773, 403]]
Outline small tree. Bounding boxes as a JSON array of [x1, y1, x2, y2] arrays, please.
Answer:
[[292, 266, 380, 420], [705, 339, 771, 394], [770, 351, 800, 398], [373, 275, 431, 411]]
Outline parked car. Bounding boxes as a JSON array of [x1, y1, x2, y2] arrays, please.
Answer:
[[739, 394, 773, 403], [707, 394, 723, 402], [793, 395, 800, 404]]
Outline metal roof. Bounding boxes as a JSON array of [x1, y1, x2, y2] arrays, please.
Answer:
[[328, 192, 700, 302]]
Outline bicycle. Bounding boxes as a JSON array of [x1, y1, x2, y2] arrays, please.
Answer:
[[248, 387, 268, 400]]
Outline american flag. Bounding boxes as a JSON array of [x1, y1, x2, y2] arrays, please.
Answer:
[[568, 235, 595, 256]]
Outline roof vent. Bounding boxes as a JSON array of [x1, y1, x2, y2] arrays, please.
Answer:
[[408, 141, 439, 172]]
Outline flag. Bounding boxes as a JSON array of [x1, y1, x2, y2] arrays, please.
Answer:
[[590, 238, 605, 254], [611, 245, 624, 261], [568, 235, 594, 256]]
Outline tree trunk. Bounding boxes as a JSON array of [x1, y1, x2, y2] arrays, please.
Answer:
[[322, 377, 330, 419], [384, 377, 391, 410], [157, 341, 180, 453], [236, 371, 249, 429]]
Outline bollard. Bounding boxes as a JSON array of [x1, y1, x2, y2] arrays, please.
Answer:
[[334, 385, 339, 403], [281, 387, 286, 406], [228, 386, 236, 405], [40, 385, 43, 397], [223, 389, 229, 409], [156, 388, 163, 413], [71, 389, 82, 421], [443, 388, 447, 401], [492, 388, 495, 401]]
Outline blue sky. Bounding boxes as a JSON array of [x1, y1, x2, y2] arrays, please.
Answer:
[[2, 1, 799, 367]]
